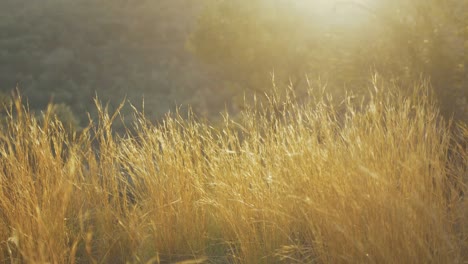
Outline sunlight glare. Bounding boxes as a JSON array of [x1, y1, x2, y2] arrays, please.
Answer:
[[294, 0, 382, 27]]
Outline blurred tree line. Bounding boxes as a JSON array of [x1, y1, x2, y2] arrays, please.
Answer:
[[190, 0, 467, 121], [0, 0, 466, 131], [0, 0, 214, 131]]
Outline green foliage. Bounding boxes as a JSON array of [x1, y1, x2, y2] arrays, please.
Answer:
[[0, 0, 466, 125], [0, 0, 210, 127], [189, 0, 318, 93], [0, 91, 12, 109], [368, 0, 467, 120], [45, 103, 81, 131], [190, 0, 468, 120]]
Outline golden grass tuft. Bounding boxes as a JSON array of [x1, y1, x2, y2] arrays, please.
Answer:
[[0, 82, 466, 263]]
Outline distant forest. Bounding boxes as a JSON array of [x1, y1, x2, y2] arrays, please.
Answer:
[[0, 0, 466, 131], [0, 0, 212, 130]]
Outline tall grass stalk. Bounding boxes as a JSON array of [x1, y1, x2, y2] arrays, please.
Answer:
[[0, 82, 466, 263]]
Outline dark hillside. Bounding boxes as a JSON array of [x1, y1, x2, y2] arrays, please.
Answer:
[[0, 0, 213, 128]]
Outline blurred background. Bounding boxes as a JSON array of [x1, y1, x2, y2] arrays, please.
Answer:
[[0, 0, 466, 131]]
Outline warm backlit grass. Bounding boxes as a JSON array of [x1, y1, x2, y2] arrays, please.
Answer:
[[0, 82, 466, 263]]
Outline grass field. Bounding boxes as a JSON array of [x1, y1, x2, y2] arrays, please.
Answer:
[[0, 82, 466, 263]]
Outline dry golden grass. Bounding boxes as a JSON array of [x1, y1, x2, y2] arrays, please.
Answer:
[[0, 82, 466, 263]]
